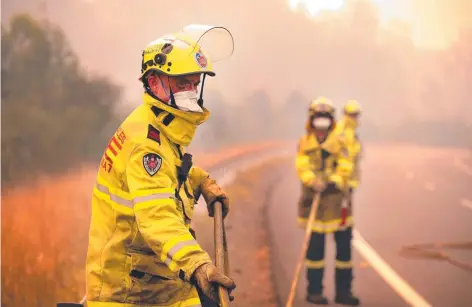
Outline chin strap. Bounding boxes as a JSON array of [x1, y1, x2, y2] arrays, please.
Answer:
[[197, 74, 207, 107]]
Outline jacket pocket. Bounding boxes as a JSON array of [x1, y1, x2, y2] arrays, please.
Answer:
[[124, 252, 190, 305]]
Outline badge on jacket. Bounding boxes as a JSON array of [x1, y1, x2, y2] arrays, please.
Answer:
[[143, 153, 162, 176]]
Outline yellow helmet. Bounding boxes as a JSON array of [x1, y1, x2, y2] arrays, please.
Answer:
[[344, 99, 361, 115], [140, 25, 234, 80], [309, 96, 335, 116]]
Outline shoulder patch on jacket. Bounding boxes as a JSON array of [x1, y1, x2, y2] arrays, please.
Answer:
[[143, 153, 162, 176], [147, 124, 161, 144]]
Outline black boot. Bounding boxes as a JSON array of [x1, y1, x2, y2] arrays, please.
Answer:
[[334, 292, 360, 306], [335, 268, 360, 306], [307, 268, 328, 304], [307, 293, 329, 305]]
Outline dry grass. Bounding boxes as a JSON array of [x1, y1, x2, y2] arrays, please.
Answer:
[[1, 166, 95, 307], [1, 141, 286, 307]]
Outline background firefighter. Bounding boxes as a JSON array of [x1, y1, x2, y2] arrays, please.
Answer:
[[295, 97, 360, 306], [85, 25, 236, 307], [335, 99, 363, 191], [334, 99, 363, 230]]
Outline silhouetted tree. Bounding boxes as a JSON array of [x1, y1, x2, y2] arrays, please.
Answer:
[[1, 14, 122, 186]]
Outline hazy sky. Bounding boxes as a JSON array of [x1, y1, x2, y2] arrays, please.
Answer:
[[3, 0, 472, 125], [290, 0, 471, 49]]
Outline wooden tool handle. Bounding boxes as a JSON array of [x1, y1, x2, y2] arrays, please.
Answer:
[[285, 193, 321, 307], [214, 201, 231, 307]]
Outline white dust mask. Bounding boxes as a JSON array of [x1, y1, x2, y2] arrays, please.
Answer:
[[172, 91, 203, 113], [312, 117, 331, 130]]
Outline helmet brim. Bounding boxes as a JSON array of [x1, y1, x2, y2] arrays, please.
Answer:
[[139, 70, 215, 81]]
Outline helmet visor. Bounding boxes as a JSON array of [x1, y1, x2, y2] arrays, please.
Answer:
[[179, 24, 234, 63]]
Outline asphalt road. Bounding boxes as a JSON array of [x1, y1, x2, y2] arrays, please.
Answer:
[[268, 143, 472, 307]]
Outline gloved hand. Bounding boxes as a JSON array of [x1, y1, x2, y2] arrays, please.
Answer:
[[312, 178, 326, 193], [201, 177, 230, 218], [192, 262, 236, 303]]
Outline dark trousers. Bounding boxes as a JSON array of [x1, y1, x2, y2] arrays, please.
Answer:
[[306, 227, 354, 295]]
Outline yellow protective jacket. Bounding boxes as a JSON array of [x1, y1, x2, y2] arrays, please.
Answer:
[[295, 128, 355, 232], [86, 93, 212, 307], [334, 116, 362, 189], [295, 130, 353, 190]]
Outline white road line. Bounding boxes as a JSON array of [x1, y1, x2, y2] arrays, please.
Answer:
[[353, 229, 432, 307], [460, 198, 472, 210], [453, 156, 472, 176]]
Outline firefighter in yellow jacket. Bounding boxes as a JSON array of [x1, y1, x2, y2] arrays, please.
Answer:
[[295, 97, 360, 306], [336, 99, 363, 190], [85, 25, 236, 307]]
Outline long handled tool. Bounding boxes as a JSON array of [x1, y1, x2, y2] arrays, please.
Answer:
[[285, 192, 321, 307], [57, 295, 86, 307], [399, 241, 472, 272], [214, 200, 231, 307]]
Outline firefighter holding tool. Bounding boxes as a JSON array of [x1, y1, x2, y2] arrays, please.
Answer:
[[295, 97, 360, 306], [85, 25, 236, 307]]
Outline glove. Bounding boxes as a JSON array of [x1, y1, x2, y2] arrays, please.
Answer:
[[192, 262, 236, 303], [201, 177, 230, 218], [312, 178, 326, 193]]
